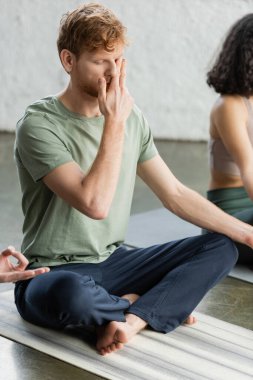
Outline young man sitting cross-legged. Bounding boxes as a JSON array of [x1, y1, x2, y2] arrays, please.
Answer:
[[15, 3, 251, 356]]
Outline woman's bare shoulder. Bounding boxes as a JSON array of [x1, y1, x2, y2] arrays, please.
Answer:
[[212, 95, 245, 115], [210, 95, 248, 137], [210, 95, 247, 126]]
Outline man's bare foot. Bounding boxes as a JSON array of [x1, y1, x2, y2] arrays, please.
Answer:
[[184, 314, 197, 325], [96, 293, 196, 355], [96, 313, 147, 355], [96, 293, 145, 356]]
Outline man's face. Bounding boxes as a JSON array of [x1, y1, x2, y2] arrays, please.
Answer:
[[71, 44, 124, 98]]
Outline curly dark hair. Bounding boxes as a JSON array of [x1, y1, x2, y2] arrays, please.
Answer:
[[207, 14, 253, 96]]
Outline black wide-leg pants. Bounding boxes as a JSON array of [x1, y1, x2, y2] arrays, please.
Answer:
[[15, 233, 238, 333]]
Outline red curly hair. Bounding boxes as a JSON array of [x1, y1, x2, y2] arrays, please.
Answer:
[[57, 3, 128, 58]]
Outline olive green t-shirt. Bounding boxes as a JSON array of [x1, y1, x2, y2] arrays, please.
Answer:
[[15, 96, 158, 267]]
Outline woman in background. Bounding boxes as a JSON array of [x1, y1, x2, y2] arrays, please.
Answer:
[[206, 14, 253, 265]]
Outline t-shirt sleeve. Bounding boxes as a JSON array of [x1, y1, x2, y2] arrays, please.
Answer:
[[137, 108, 158, 163], [16, 113, 73, 182]]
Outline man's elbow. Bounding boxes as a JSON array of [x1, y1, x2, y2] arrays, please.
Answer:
[[79, 202, 109, 220], [86, 209, 108, 220], [161, 184, 186, 212]]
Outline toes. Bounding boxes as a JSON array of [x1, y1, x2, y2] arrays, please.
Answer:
[[184, 315, 197, 325], [187, 316, 193, 324], [116, 341, 124, 350], [189, 316, 197, 324], [99, 346, 112, 355], [98, 341, 124, 356], [110, 342, 117, 351]]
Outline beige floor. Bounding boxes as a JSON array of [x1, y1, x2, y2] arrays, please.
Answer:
[[0, 133, 252, 380]]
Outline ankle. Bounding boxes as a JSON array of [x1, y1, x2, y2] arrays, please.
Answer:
[[125, 313, 147, 331]]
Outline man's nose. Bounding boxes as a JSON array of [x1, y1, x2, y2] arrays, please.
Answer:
[[105, 61, 117, 78]]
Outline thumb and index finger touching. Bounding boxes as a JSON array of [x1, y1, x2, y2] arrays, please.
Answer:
[[1, 246, 28, 270], [4, 248, 29, 269], [1, 247, 50, 274]]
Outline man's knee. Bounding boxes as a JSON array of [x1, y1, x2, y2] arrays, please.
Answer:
[[50, 272, 96, 322], [210, 233, 238, 268], [25, 271, 97, 327]]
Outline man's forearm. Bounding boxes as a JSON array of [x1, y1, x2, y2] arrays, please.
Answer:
[[166, 184, 253, 247], [80, 119, 125, 218], [80, 58, 133, 218], [43, 58, 134, 219]]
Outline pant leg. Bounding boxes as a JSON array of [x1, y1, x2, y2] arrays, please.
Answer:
[[100, 233, 238, 333], [206, 187, 253, 265], [15, 268, 130, 329], [230, 209, 253, 265]]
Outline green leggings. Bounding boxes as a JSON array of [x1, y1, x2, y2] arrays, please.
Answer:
[[207, 187, 253, 265]]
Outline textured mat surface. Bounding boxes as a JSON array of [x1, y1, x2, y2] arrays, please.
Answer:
[[126, 208, 253, 284], [0, 290, 253, 380]]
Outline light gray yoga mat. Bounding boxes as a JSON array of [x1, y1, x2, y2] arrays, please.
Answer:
[[0, 290, 253, 380], [126, 208, 253, 284]]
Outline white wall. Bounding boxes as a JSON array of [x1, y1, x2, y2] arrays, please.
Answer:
[[1, 0, 253, 140]]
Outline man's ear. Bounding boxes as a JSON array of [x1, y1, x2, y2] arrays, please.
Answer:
[[60, 49, 75, 74]]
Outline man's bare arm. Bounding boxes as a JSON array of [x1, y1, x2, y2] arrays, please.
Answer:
[[137, 155, 253, 247], [43, 59, 133, 219]]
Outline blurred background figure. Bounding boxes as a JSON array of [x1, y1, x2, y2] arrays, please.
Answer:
[[206, 14, 253, 266]]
